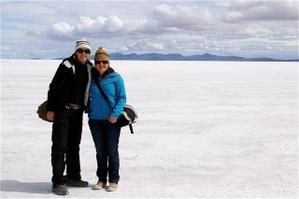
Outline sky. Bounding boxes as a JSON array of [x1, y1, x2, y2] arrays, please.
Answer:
[[1, 0, 298, 59]]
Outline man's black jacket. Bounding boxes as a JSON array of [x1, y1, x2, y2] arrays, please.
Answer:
[[47, 55, 93, 112]]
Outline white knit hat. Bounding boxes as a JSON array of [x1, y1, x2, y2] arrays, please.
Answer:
[[74, 38, 91, 52]]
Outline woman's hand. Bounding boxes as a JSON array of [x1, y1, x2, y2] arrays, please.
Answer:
[[108, 116, 117, 124], [47, 111, 55, 122]]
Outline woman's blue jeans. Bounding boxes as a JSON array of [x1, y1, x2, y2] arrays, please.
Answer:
[[88, 119, 121, 184]]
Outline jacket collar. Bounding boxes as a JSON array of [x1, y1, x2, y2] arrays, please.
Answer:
[[92, 67, 115, 79], [69, 54, 91, 66], [101, 67, 114, 78]]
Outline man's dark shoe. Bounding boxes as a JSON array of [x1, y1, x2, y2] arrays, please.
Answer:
[[66, 179, 89, 187], [52, 184, 69, 195]]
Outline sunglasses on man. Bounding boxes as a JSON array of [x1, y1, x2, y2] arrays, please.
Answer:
[[77, 49, 91, 54], [95, 60, 109, 65]]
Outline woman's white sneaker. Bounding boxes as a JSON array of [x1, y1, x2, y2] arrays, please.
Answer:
[[106, 183, 118, 192], [93, 181, 106, 190]]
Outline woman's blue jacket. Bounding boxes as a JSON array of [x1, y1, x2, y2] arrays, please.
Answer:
[[88, 69, 126, 120]]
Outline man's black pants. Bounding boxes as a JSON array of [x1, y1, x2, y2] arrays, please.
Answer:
[[51, 108, 83, 185]]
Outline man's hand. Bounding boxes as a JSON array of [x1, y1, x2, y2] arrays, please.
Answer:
[[47, 111, 55, 122]]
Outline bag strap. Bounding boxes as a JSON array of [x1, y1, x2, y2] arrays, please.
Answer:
[[93, 75, 135, 134], [93, 77, 113, 108], [129, 124, 134, 134]]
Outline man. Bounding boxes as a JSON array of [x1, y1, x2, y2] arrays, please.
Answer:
[[47, 38, 93, 195]]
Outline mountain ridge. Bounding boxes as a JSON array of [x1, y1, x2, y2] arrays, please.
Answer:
[[104, 52, 298, 62], [52, 52, 298, 61]]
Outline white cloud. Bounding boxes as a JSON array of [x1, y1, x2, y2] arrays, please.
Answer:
[[51, 21, 74, 35], [223, 0, 298, 22], [2, 1, 298, 59], [224, 11, 243, 22], [39, 15, 159, 39], [104, 16, 125, 32], [129, 41, 164, 51], [75, 16, 97, 33], [147, 42, 164, 50], [153, 4, 215, 31]]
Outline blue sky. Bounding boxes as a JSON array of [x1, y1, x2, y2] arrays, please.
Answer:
[[1, 0, 298, 59]]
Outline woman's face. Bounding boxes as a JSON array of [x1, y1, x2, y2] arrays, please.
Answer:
[[95, 60, 109, 75], [75, 48, 90, 64]]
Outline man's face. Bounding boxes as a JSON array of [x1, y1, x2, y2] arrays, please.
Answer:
[[75, 48, 90, 64]]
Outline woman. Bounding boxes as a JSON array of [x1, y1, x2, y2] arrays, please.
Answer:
[[88, 47, 126, 192]]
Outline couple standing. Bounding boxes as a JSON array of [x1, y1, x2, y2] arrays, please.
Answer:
[[46, 39, 126, 195]]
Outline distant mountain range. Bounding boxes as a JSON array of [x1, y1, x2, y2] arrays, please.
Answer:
[[103, 53, 298, 62], [53, 52, 298, 61]]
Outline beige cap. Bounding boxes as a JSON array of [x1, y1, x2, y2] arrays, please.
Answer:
[[94, 47, 109, 61]]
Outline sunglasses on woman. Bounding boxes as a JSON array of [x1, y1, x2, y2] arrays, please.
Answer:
[[95, 60, 109, 65], [77, 49, 91, 54]]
